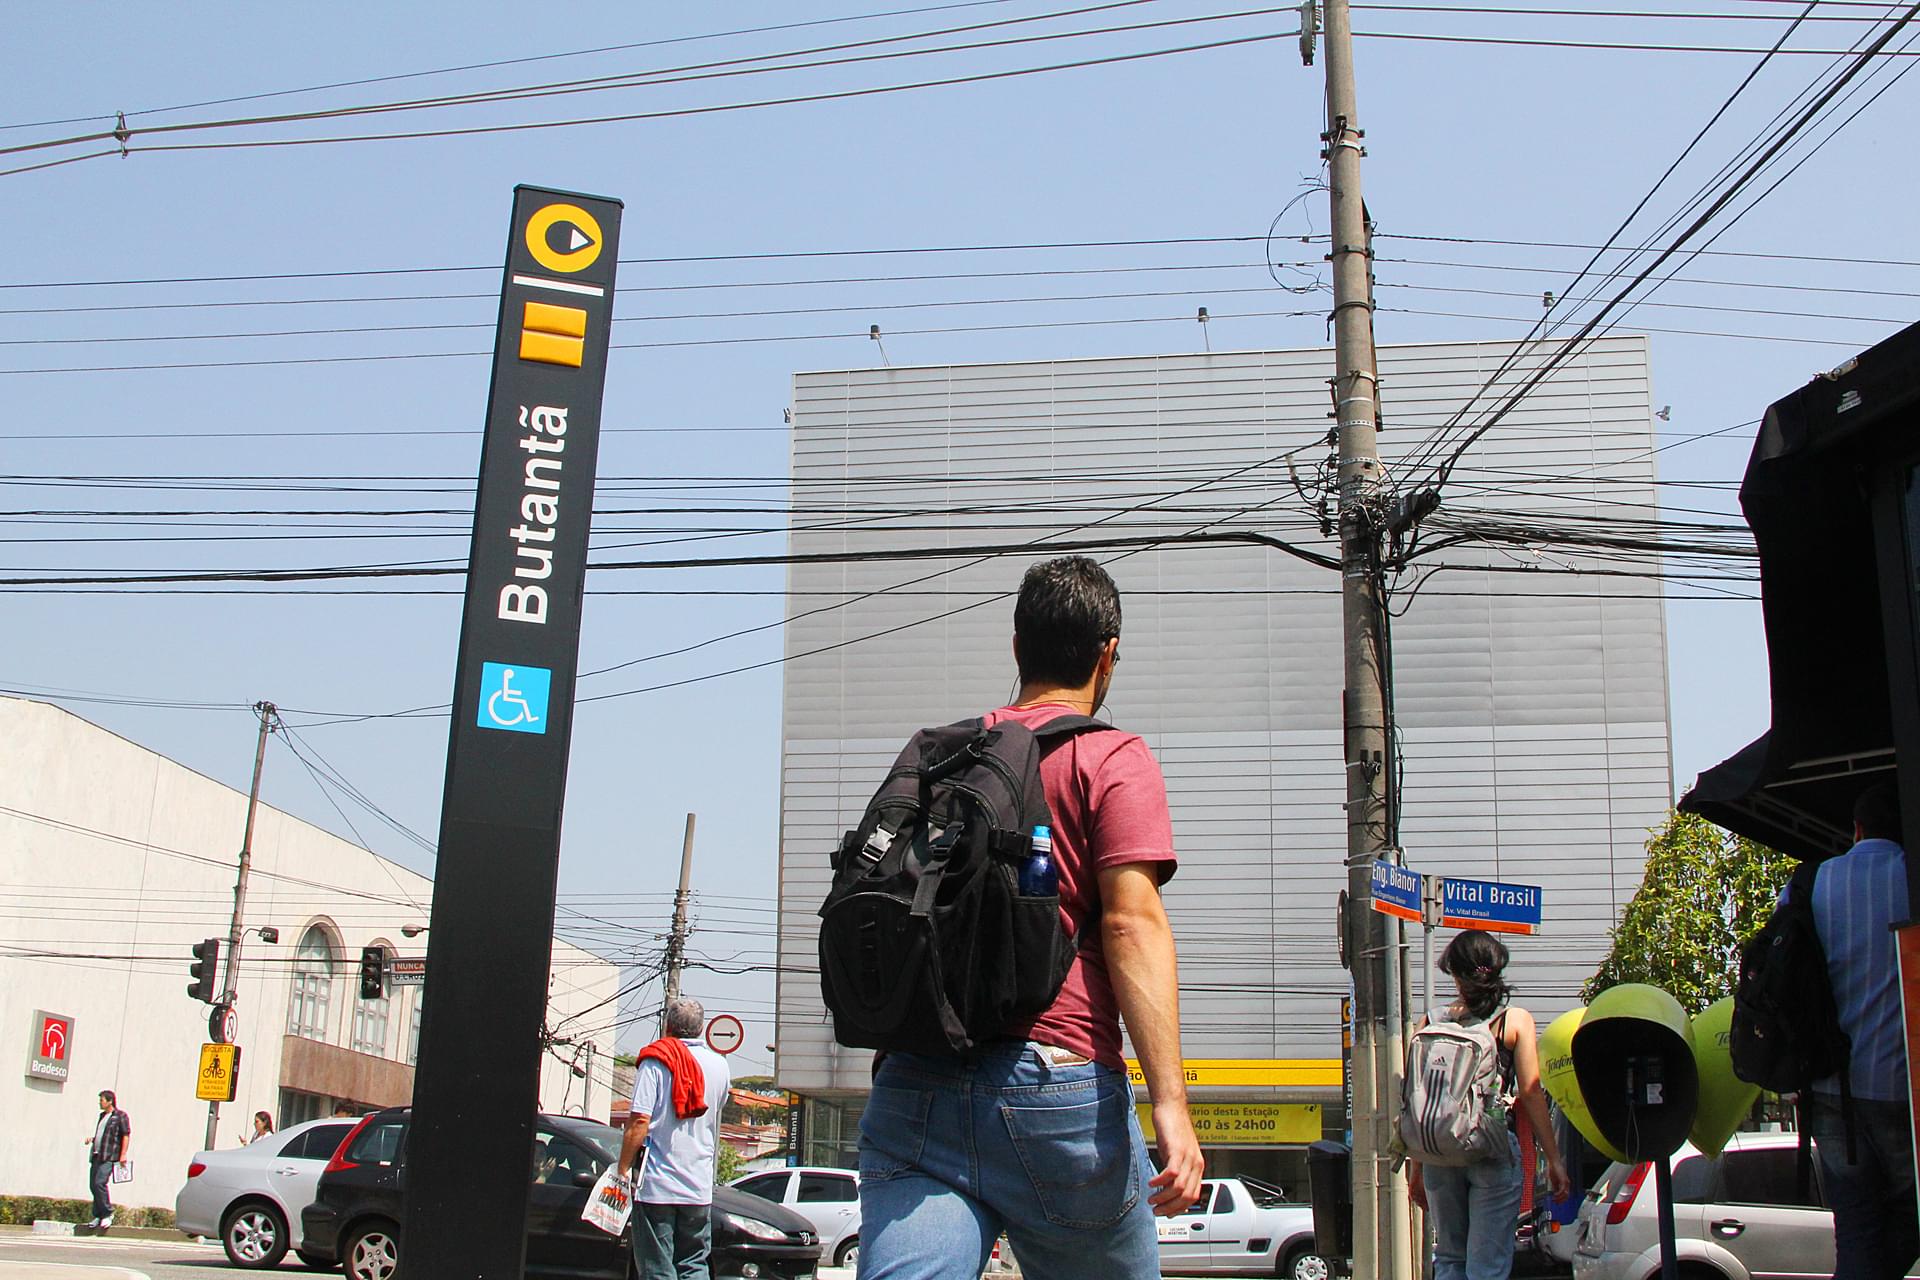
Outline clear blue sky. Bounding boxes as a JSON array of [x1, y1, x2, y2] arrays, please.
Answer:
[[5, 1, 1914, 1068]]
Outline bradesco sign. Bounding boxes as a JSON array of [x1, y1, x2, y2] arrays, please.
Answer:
[[26, 1009, 74, 1084]]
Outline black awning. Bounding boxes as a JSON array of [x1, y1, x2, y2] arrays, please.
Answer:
[[1679, 320, 1920, 859]]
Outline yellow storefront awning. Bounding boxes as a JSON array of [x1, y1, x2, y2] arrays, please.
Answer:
[[1124, 1058, 1343, 1089]]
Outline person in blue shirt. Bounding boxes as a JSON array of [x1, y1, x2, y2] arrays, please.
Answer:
[[1810, 782, 1917, 1280]]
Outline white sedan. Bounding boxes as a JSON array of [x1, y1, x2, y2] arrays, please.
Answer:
[[174, 1117, 359, 1268]]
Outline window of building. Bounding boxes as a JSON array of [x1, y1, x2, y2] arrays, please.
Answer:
[[287, 925, 337, 1040], [351, 939, 393, 1057], [408, 995, 425, 1066]]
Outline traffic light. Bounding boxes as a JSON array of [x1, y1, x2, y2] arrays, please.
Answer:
[[188, 937, 221, 1004], [359, 945, 386, 1000]]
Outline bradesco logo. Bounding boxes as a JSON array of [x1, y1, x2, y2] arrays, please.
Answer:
[[27, 1009, 74, 1082], [477, 662, 551, 735]]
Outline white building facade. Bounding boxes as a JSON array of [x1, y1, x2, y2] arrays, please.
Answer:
[[773, 338, 1672, 1187], [1, 695, 620, 1206]]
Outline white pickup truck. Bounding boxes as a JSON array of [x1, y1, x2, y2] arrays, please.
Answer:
[[1157, 1176, 1328, 1279]]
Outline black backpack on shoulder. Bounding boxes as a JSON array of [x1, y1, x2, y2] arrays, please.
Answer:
[[817, 714, 1104, 1054], [1730, 861, 1848, 1095]]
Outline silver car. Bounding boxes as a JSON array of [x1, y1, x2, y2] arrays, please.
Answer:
[[1571, 1130, 1916, 1280], [731, 1165, 862, 1269], [175, 1117, 359, 1268]]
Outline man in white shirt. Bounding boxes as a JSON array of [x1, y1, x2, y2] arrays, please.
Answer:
[[621, 998, 730, 1280]]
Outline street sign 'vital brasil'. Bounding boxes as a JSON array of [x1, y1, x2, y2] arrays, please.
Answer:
[[405, 186, 622, 1280], [1438, 874, 1543, 935], [1370, 860, 1543, 936]]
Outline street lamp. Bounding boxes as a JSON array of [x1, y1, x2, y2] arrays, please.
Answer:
[[402, 924, 428, 938]]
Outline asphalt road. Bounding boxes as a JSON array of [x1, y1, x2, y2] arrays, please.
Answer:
[[0, 1232, 235, 1280], [0, 1234, 865, 1280]]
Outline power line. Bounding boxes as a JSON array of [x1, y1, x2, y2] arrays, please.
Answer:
[[3, 28, 1295, 178], [0, 0, 1028, 131]]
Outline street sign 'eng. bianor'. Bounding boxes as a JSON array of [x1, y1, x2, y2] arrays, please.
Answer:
[[1370, 860, 1543, 936]]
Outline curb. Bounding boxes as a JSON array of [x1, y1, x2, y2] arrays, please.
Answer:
[[8, 1222, 193, 1241]]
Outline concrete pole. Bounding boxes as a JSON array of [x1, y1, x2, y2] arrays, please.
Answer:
[[659, 813, 697, 1035], [205, 700, 274, 1152], [1320, 4, 1410, 1278]]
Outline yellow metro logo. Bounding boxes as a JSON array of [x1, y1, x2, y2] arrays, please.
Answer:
[[519, 300, 588, 367], [524, 203, 604, 274]]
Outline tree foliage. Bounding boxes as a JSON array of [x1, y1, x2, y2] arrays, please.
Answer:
[[716, 1140, 745, 1186], [1583, 809, 1795, 1012]]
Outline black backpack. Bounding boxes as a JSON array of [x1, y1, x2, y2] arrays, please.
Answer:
[[1730, 861, 1849, 1096], [817, 714, 1104, 1054]]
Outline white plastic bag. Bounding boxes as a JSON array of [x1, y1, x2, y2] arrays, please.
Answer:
[[111, 1160, 133, 1185], [580, 1163, 637, 1237]]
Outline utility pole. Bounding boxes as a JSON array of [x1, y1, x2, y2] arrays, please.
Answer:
[[206, 700, 275, 1151], [1320, 4, 1411, 1280], [659, 812, 697, 1034]]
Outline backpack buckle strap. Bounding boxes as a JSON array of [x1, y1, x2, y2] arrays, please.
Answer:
[[988, 828, 1032, 859]]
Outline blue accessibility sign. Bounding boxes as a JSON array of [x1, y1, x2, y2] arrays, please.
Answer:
[[1438, 875, 1543, 936], [476, 662, 551, 735]]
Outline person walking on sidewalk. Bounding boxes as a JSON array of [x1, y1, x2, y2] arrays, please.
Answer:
[[1807, 783, 1918, 1280], [620, 997, 730, 1280], [858, 555, 1206, 1280], [82, 1089, 131, 1228], [1407, 931, 1569, 1280]]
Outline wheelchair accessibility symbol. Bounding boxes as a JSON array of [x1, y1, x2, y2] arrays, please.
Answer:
[[477, 662, 551, 735]]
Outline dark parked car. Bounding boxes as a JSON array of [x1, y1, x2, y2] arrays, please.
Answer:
[[300, 1109, 821, 1280]]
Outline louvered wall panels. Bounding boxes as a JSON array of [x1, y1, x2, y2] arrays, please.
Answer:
[[775, 338, 1671, 1094]]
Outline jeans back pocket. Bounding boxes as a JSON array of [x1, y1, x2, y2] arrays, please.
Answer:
[[999, 1079, 1141, 1228]]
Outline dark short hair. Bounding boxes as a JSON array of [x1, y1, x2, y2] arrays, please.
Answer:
[[1013, 557, 1122, 687], [1439, 929, 1512, 1020], [99, 1090, 116, 1107], [1855, 782, 1903, 843]]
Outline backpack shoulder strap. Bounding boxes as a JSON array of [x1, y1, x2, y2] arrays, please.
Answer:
[[1785, 859, 1819, 906], [1031, 714, 1113, 740]]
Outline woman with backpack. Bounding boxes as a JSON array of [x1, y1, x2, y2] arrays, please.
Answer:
[[1405, 929, 1570, 1280]]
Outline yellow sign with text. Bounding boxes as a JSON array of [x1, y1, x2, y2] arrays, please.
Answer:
[[1138, 1102, 1324, 1146], [196, 1042, 240, 1102], [1124, 1058, 1343, 1090]]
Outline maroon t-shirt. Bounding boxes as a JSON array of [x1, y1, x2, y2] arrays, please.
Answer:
[[982, 703, 1178, 1068]]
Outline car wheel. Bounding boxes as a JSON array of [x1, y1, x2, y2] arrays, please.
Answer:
[[1281, 1245, 1332, 1280], [222, 1201, 291, 1269], [342, 1221, 401, 1280], [1676, 1267, 1727, 1280], [294, 1249, 339, 1271], [835, 1236, 860, 1269]]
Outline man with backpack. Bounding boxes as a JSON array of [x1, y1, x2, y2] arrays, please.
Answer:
[[840, 556, 1204, 1280], [1806, 783, 1918, 1280]]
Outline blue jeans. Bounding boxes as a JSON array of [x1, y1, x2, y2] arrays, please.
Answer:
[[1424, 1133, 1522, 1280], [858, 1042, 1161, 1280], [1810, 1094, 1920, 1280], [631, 1202, 711, 1280], [87, 1160, 112, 1220]]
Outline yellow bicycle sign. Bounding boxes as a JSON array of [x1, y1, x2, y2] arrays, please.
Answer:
[[195, 1043, 240, 1102]]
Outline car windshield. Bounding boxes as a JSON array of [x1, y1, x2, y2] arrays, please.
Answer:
[[551, 1118, 621, 1165], [1241, 1176, 1291, 1207]]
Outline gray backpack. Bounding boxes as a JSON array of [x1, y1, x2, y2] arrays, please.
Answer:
[[1399, 1007, 1512, 1166]]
